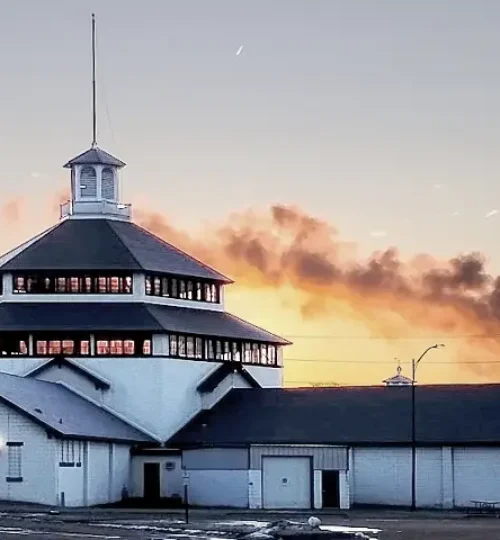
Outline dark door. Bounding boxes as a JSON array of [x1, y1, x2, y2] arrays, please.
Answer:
[[143, 462, 161, 500], [322, 470, 340, 508]]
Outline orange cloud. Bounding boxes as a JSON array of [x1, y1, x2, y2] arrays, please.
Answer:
[[136, 205, 500, 385]]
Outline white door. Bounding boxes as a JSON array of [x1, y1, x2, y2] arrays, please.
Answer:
[[262, 456, 311, 509], [453, 448, 500, 507]]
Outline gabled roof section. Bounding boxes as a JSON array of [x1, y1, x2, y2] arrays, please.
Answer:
[[169, 384, 500, 447], [0, 303, 289, 344], [197, 363, 261, 393], [25, 355, 111, 390], [0, 218, 231, 282], [0, 372, 153, 443], [63, 147, 126, 168]]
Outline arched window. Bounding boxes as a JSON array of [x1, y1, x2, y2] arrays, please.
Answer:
[[80, 166, 97, 198], [101, 167, 115, 200]]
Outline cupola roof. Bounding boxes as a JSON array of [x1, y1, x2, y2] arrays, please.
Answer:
[[63, 146, 126, 169]]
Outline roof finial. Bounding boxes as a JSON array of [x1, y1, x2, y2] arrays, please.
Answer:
[[395, 357, 402, 375], [91, 13, 97, 148]]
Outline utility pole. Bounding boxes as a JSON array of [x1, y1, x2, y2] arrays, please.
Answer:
[[410, 343, 445, 510]]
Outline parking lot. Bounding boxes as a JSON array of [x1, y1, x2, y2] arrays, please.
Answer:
[[0, 508, 499, 539]]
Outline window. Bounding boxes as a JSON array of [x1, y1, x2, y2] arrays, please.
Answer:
[[60, 440, 82, 467], [0, 335, 29, 356], [186, 336, 195, 358], [13, 276, 25, 293], [169, 335, 177, 356], [179, 280, 187, 299], [144, 275, 221, 303], [6, 442, 23, 482], [95, 336, 152, 356], [12, 274, 133, 295], [35, 337, 89, 356], [166, 333, 280, 367], [178, 336, 186, 357]]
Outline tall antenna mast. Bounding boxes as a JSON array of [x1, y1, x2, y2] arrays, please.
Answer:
[[91, 13, 97, 148]]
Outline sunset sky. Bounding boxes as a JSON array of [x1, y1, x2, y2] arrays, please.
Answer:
[[2, 0, 500, 385]]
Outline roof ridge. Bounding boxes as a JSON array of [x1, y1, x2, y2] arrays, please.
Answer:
[[105, 219, 144, 269], [130, 221, 233, 283], [0, 222, 61, 270]]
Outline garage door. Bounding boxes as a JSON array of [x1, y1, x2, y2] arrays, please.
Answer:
[[262, 456, 312, 509], [453, 448, 500, 507]]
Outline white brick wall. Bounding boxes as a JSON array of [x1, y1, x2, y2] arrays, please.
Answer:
[[352, 447, 412, 506], [0, 403, 58, 505], [453, 448, 500, 507]]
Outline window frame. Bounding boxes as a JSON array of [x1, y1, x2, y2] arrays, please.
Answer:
[[6, 442, 23, 482]]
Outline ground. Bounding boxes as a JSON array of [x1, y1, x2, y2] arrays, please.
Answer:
[[0, 507, 499, 539]]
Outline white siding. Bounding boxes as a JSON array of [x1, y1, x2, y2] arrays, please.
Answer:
[[262, 456, 312, 509], [111, 444, 131, 502], [187, 470, 249, 507], [0, 356, 281, 440], [248, 469, 262, 509], [0, 403, 57, 505], [58, 465, 84, 506], [87, 442, 111, 506], [453, 448, 500, 507], [251, 445, 347, 470]]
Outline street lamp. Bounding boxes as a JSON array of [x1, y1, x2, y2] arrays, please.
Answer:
[[410, 343, 445, 511]]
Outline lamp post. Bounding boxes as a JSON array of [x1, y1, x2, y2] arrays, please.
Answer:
[[410, 343, 445, 511]]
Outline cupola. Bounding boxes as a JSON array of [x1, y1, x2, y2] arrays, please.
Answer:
[[59, 14, 131, 222]]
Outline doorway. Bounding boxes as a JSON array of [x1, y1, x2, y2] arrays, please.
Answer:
[[143, 462, 161, 500], [322, 470, 340, 507]]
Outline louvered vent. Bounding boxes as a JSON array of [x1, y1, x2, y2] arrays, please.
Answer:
[[101, 167, 115, 200], [80, 166, 97, 198]]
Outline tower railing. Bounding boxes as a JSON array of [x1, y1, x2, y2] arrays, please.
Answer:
[[60, 200, 132, 220]]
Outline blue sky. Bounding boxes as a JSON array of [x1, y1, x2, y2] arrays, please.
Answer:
[[2, 0, 500, 271]]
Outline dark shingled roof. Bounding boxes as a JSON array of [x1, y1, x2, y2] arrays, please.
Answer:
[[169, 385, 500, 446], [0, 218, 231, 282], [0, 372, 153, 443], [0, 302, 288, 343], [197, 363, 261, 393], [63, 147, 126, 168]]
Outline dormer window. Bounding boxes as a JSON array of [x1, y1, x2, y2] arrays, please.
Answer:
[[80, 166, 97, 198]]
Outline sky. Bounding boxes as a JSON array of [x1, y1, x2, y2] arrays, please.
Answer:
[[2, 0, 500, 385]]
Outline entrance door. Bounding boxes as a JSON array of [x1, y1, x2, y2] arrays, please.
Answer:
[[143, 462, 161, 500], [322, 470, 340, 508]]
